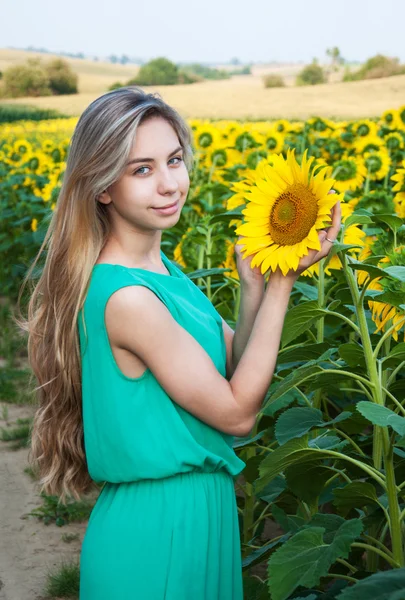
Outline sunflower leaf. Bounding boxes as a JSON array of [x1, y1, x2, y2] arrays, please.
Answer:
[[267, 519, 363, 600], [370, 214, 404, 234], [336, 568, 405, 600], [275, 407, 351, 445], [383, 266, 405, 283], [333, 481, 380, 516], [281, 300, 326, 346], [356, 402, 405, 436]]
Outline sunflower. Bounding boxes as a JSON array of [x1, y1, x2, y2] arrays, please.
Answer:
[[398, 105, 405, 131], [391, 160, 405, 217], [353, 120, 378, 138], [354, 134, 384, 155], [380, 109, 400, 129], [384, 132, 404, 153], [365, 246, 405, 341], [234, 149, 342, 276], [220, 240, 239, 281], [363, 149, 391, 181], [331, 156, 367, 192]]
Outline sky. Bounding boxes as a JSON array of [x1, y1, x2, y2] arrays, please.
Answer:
[[2, 0, 404, 65]]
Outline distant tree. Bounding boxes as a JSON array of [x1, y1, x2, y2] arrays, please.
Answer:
[[129, 57, 180, 85], [230, 57, 241, 66], [120, 55, 130, 65], [296, 60, 327, 86], [109, 55, 119, 64], [326, 47, 345, 74], [44, 58, 78, 94]]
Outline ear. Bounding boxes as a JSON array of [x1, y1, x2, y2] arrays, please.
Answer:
[[97, 190, 112, 205]]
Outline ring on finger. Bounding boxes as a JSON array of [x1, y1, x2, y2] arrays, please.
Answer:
[[325, 236, 337, 243]]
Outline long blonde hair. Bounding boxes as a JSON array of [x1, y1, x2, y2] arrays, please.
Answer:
[[16, 86, 194, 503]]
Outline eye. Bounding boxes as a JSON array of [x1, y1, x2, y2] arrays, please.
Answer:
[[133, 155, 183, 176]]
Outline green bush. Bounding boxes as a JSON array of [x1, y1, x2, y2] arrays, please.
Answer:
[[296, 61, 327, 86], [45, 58, 78, 94], [263, 74, 285, 88], [180, 63, 230, 81], [129, 57, 180, 86], [2, 58, 52, 98], [343, 54, 405, 81], [1, 57, 78, 98]]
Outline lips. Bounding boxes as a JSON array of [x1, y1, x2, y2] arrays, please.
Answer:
[[154, 200, 179, 209]]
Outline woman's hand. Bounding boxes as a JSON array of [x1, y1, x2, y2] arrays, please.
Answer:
[[234, 237, 266, 290]]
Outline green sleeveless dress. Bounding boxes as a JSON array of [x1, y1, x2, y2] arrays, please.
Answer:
[[78, 250, 246, 600]]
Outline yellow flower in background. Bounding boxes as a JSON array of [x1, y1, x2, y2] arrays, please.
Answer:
[[380, 109, 400, 129], [353, 120, 378, 138], [331, 156, 367, 192], [31, 218, 38, 232], [220, 240, 239, 281], [384, 132, 404, 153], [364, 149, 391, 181], [398, 105, 405, 130], [235, 149, 342, 276], [366, 247, 405, 341], [392, 160, 405, 217], [354, 134, 384, 155]]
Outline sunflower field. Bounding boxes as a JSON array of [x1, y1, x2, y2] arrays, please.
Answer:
[[2, 104, 405, 599]]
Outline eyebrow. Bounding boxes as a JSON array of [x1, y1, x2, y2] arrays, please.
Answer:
[[126, 145, 183, 166]]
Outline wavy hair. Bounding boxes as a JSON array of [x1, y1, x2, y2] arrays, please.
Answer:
[[16, 86, 194, 503]]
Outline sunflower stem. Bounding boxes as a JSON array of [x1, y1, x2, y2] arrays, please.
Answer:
[[340, 251, 405, 567], [313, 259, 325, 410]]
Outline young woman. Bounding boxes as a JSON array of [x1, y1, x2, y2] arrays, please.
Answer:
[[20, 86, 341, 599]]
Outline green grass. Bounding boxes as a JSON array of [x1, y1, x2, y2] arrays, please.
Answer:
[[43, 558, 80, 599], [28, 491, 96, 526], [0, 417, 32, 449]]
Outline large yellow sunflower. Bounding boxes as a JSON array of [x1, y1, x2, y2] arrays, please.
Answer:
[[234, 149, 342, 276]]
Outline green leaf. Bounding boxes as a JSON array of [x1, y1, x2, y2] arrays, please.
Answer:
[[262, 388, 302, 417], [263, 363, 322, 408], [333, 482, 379, 516], [344, 213, 373, 228], [336, 568, 405, 600], [275, 407, 351, 445], [308, 435, 349, 451], [277, 342, 331, 366], [338, 342, 366, 367], [255, 475, 286, 503], [383, 266, 405, 283], [186, 267, 231, 279], [267, 519, 363, 600], [382, 343, 405, 369], [347, 262, 388, 281], [371, 213, 404, 234], [281, 300, 326, 347], [326, 242, 365, 260], [286, 463, 334, 504], [357, 402, 405, 436], [293, 281, 318, 300]]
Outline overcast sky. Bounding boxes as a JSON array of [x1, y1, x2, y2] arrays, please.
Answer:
[[2, 0, 403, 64]]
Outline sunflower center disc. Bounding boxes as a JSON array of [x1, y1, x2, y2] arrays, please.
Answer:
[[269, 182, 319, 245]]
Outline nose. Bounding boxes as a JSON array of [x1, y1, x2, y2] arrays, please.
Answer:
[[157, 165, 179, 195]]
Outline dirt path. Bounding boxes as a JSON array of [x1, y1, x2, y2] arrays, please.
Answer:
[[0, 404, 87, 600]]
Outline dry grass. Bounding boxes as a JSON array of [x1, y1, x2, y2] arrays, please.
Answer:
[[1, 48, 404, 120]]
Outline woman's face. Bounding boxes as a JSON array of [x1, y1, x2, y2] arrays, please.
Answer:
[[98, 115, 190, 231]]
